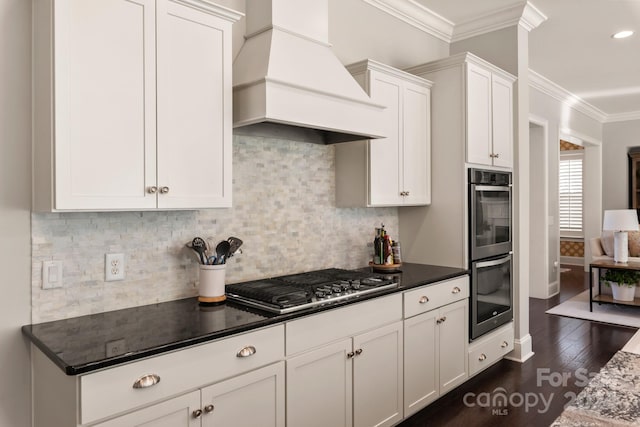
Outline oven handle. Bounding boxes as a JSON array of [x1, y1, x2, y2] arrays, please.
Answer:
[[473, 185, 511, 192], [475, 253, 512, 269]]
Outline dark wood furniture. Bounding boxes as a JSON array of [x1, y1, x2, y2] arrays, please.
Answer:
[[628, 148, 640, 215], [589, 259, 640, 311]]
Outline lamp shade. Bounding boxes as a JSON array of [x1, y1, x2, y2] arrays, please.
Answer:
[[603, 209, 640, 231]]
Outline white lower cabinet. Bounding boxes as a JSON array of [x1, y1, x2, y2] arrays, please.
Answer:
[[94, 390, 201, 427], [403, 277, 469, 418], [352, 322, 404, 427], [95, 362, 285, 427], [468, 322, 514, 377], [32, 325, 285, 427], [285, 294, 404, 427], [287, 339, 353, 427], [287, 321, 403, 427]]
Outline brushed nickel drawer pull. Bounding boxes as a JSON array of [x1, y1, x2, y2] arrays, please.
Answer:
[[419, 296, 429, 304], [452, 287, 461, 294], [160, 186, 170, 194], [501, 341, 509, 348], [147, 186, 158, 194], [236, 345, 257, 358], [355, 348, 363, 356], [193, 409, 203, 418], [133, 373, 161, 389], [347, 351, 355, 359], [479, 353, 487, 362], [204, 404, 214, 413]]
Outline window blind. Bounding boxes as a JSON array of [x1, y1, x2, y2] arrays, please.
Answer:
[[559, 155, 583, 232]]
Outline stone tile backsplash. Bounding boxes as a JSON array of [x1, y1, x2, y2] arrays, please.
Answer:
[[31, 135, 399, 322]]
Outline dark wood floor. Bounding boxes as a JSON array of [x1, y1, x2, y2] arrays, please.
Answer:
[[398, 265, 638, 427]]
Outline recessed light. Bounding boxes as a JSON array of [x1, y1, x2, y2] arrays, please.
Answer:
[[612, 30, 634, 39]]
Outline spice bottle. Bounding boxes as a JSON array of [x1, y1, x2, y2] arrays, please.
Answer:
[[384, 234, 393, 265], [392, 241, 402, 264]]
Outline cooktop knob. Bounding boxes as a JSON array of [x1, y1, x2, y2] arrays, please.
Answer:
[[351, 280, 361, 290]]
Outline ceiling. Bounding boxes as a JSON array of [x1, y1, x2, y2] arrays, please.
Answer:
[[413, 0, 640, 121]]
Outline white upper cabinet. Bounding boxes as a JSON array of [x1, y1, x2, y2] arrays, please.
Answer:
[[489, 73, 515, 168], [407, 52, 515, 170], [466, 63, 514, 168], [335, 60, 432, 207], [33, 0, 241, 211]]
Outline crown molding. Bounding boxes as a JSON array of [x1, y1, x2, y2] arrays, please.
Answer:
[[364, 1, 547, 44], [529, 69, 608, 123], [605, 111, 640, 123], [453, 2, 547, 42], [520, 2, 547, 32], [362, 0, 453, 43]]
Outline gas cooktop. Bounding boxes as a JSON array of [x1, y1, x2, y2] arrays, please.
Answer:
[[225, 268, 398, 314]]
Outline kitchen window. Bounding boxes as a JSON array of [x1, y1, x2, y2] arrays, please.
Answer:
[[559, 152, 583, 236]]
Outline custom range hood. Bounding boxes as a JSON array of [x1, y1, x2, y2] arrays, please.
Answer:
[[233, 0, 386, 144]]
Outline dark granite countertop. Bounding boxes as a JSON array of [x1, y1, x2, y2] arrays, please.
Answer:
[[22, 262, 467, 375]]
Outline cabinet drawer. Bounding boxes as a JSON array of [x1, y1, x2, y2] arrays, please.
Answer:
[[286, 294, 402, 356], [468, 322, 513, 376], [404, 276, 469, 318], [80, 325, 284, 424]]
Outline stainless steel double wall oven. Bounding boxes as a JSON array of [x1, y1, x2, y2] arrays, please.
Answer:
[[468, 168, 513, 340]]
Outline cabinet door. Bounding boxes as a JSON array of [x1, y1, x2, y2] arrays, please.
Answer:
[[156, 0, 232, 208], [94, 390, 200, 427], [353, 321, 404, 427], [287, 339, 353, 427], [403, 310, 438, 417], [491, 73, 513, 168], [465, 63, 493, 166], [438, 299, 468, 394], [201, 362, 285, 427], [401, 82, 431, 205], [53, 0, 157, 210], [368, 71, 403, 206]]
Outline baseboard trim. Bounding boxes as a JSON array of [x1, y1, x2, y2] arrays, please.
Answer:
[[560, 256, 583, 266], [505, 333, 534, 363]]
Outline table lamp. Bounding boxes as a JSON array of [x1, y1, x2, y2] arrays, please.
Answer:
[[603, 209, 640, 263]]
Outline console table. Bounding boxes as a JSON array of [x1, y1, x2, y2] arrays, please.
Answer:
[[589, 260, 640, 312]]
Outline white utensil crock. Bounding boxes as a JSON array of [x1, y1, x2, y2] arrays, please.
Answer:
[[198, 264, 226, 303]]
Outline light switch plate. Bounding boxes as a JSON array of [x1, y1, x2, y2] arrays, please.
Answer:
[[42, 261, 63, 289]]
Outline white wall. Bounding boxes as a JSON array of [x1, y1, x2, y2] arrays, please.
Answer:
[[450, 26, 518, 75], [529, 119, 551, 298], [602, 119, 640, 210], [328, 0, 449, 67], [529, 87, 603, 274], [0, 1, 32, 426]]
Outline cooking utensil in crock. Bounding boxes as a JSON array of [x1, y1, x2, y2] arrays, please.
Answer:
[[227, 236, 243, 258], [191, 237, 208, 264], [214, 240, 231, 264]]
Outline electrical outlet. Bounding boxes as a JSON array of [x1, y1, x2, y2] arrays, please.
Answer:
[[105, 339, 126, 357], [42, 261, 63, 289], [105, 253, 125, 281]]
